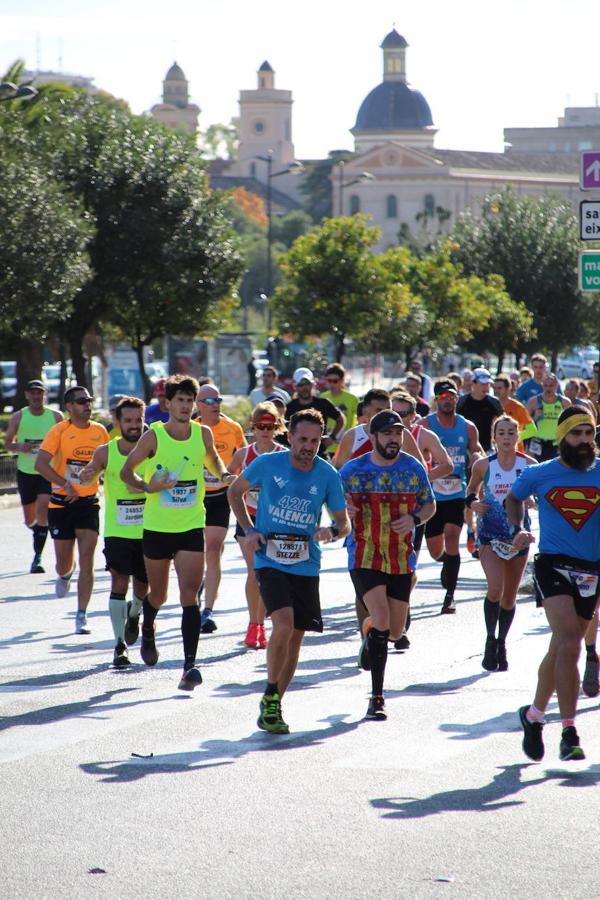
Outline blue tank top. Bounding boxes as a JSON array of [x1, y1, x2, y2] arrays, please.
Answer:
[[478, 452, 531, 544], [425, 413, 469, 501]]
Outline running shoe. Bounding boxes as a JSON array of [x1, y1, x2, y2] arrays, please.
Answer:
[[30, 553, 45, 574], [497, 640, 508, 672], [482, 636, 498, 671], [582, 655, 599, 698], [244, 623, 259, 649], [257, 693, 289, 734], [358, 616, 372, 671], [201, 608, 217, 633], [55, 563, 76, 598], [140, 623, 159, 666], [113, 641, 130, 669], [394, 632, 410, 651], [124, 602, 140, 646], [518, 705, 544, 761], [440, 593, 456, 615], [365, 695, 387, 721], [257, 624, 268, 650], [559, 726, 585, 761], [178, 666, 203, 691], [75, 610, 91, 635], [466, 531, 477, 555]]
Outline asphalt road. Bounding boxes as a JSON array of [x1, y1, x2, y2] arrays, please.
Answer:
[[1, 500, 600, 899]]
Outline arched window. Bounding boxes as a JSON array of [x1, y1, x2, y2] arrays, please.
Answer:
[[349, 194, 360, 215], [386, 195, 398, 218], [424, 194, 435, 214], [250, 161, 256, 178]]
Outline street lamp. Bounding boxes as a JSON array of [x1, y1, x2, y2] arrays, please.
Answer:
[[338, 160, 375, 214], [256, 150, 305, 330], [0, 81, 38, 103]]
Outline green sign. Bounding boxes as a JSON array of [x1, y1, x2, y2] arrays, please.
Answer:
[[579, 251, 600, 292]]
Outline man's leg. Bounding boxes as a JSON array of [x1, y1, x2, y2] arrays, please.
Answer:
[[109, 569, 130, 667], [30, 493, 50, 572], [257, 605, 295, 734], [75, 528, 98, 613], [440, 522, 462, 613], [54, 538, 75, 579], [141, 556, 171, 666], [582, 609, 599, 698], [277, 629, 306, 698], [174, 550, 204, 689], [202, 524, 227, 631]]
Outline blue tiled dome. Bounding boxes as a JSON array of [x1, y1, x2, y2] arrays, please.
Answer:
[[354, 80, 433, 131]]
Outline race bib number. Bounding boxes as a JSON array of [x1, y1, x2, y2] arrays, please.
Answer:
[[204, 468, 224, 490], [24, 438, 42, 455], [527, 438, 542, 457], [433, 477, 460, 496], [116, 498, 145, 526], [266, 533, 309, 565], [160, 479, 198, 508], [556, 568, 599, 599], [65, 458, 87, 485], [490, 539, 519, 561]]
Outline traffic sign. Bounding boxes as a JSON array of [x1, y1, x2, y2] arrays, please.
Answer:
[[581, 151, 600, 190], [579, 251, 600, 291], [580, 201, 600, 240]]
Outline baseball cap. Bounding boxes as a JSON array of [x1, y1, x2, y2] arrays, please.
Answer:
[[293, 367, 314, 384], [264, 393, 286, 406], [153, 378, 167, 397], [109, 393, 127, 410], [434, 380, 458, 397], [472, 367, 492, 384], [369, 410, 405, 434], [26, 379, 45, 390]]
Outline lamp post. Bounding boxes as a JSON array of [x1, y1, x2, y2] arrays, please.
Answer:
[[338, 160, 375, 214], [0, 81, 38, 103], [256, 150, 304, 330]]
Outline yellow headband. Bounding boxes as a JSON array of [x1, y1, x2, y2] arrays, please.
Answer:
[[555, 412, 596, 445]]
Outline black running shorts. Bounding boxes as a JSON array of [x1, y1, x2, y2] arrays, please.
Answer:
[[204, 490, 231, 529], [48, 498, 100, 540], [142, 528, 205, 560], [104, 536, 148, 583], [255, 566, 323, 632], [425, 498, 466, 538], [350, 568, 412, 603], [17, 471, 51, 506], [533, 553, 600, 621], [235, 514, 256, 540], [413, 522, 425, 554]]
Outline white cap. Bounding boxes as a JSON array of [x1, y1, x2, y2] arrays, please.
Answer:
[[472, 367, 492, 384], [293, 367, 314, 384]]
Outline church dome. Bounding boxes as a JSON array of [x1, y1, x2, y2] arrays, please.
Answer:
[[354, 81, 433, 131], [165, 62, 186, 82], [381, 29, 407, 49]]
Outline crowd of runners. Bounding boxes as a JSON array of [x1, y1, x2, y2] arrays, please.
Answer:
[[6, 353, 600, 761]]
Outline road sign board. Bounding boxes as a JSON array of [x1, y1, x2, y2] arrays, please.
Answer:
[[581, 151, 600, 190], [579, 251, 600, 291], [580, 201, 600, 240]]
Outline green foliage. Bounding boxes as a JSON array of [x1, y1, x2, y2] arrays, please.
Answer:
[[397, 205, 452, 257], [221, 396, 252, 428], [271, 210, 313, 248], [299, 150, 354, 222], [200, 119, 240, 159]]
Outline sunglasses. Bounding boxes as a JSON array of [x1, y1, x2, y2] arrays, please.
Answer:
[[72, 397, 94, 405], [254, 423, 276, 431], [200, 397, 223, 406], [396, 409, 412, 417], [296, 380, 312, 387], [436, 392, 456, 401]]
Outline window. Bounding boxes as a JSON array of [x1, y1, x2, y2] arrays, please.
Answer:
[[254, 120, 265, 134], [260, 77, 265, 89], [424, 194, 435, 214], [250, 162, 256, 178], [579, 141, 592, 150], [386, 195, 398, 218], [349, 194, 360, 215]]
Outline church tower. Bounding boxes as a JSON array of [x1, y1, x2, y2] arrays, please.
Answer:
[[150, 62, 200, 134]]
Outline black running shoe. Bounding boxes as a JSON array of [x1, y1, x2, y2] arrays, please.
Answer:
[[113, 641, 130, 669], [140, 624, 159, 666], [365, 695, 387, 721], [441, 593, 456, 615], [440, 561, 448, 590], [497, 640, 508, 672], [124, 602, 140, 646], [30, 553, 45, 574], [178, 666, 202, 691], [394, 633, 410, 651], [358, 634, 371, 671], [482, 636, 498, 671], [559, 726, 585, 761], [582, 656, 599, 698], [201, 608, 217, 633], [518, 705, 544, 761]]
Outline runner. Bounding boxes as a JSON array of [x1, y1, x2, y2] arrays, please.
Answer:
[[334, 389, 424, 470], [285, 368, 345, 458], [80, 397, 148, 668], [340, 410, 435, 720], [526, 373, 570, 462], [424, 380, 481, 613], [466, 416, 536, 672], [228, 408, 350, 734], [5, 379, 62, 573], [195, 382, 246, 633], [35, 386, 109, 633], [516, 354, 547, 404], [320, 363, 359, 456], [564, 378, 596, 417], [403, 372, 430, 416], [120, 375, 235, 690], [492, 374, 538, 451], [228, 401, 288, 650], [144, 378, 170, 425], [249, 365, 291, 406], [507, 407, 600, 761]]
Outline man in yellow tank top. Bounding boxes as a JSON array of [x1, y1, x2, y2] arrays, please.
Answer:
[[80, 397, 148, 669], [36, 386, 109, 634], [526, 373, 571, 462], [121, 375, 235, 691], [5, 379, 62, 574]]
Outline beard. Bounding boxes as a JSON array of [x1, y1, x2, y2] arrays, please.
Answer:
[[375, 435, 401, 460], [122, 429, 142, 443], [560, 441, 597, 470]]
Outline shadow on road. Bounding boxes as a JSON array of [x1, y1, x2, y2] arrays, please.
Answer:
[[0, 686, 147, 731]]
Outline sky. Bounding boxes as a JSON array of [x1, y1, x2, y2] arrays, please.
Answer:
[[1, 0, 598, 159]]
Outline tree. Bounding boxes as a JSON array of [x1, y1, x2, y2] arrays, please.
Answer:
[[200, 118, 239, 159], [448, 189, 593, 368], [397, 205, 452, 257], [299, 150, 354, 222], [463, 275, 535, 371]]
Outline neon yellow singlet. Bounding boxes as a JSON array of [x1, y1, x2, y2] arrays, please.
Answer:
[[536, 398, 563, 441], [104, 440, 145, 539], [16, 407, 56, 474], [143, 421, 206, 533]]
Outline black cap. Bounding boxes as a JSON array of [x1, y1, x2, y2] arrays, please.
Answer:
[[433, 380, 458, 397], [369, 410, 405, 434], [26, 379, 45, 390]]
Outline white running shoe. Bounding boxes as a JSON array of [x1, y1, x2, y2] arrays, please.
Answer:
[[55, 563, 76, 598], [75, 610, 91, 635]]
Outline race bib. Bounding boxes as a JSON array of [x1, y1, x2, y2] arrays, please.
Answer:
[[491, 539, 519, 561], [116, 498, 145, 526], [266, 533, 309, 565], [65, 457, 87, 484], [433, 476, 460, 496], [556, 568, 599, 599], [24, 438, 42, 455], [160, 479, 198, 508], [527, 438, 542, 457], [204, 468, 224, 490]]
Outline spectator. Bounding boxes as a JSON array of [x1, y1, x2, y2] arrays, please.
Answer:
[[249, 366, 291, 407]]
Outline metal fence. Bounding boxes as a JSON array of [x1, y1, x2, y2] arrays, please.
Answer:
[[0, 455, 17, 491]]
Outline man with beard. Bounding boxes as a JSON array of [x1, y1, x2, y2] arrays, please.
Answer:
[[507, 407, 600, 762], [340, 410, 435, 720], [285, 368, 345, 458], [80, 397, 149, 668], [228, 409, 350, 734]]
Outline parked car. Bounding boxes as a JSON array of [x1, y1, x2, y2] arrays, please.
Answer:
[[0, 361, 17, 411], [557, 347, 599, 379], [42, 364, 75, 404]]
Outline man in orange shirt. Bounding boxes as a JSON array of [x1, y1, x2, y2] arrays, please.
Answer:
[[493, 374, 538, 451], [36, 386, 109, 634], [195, 382, 246, 632]]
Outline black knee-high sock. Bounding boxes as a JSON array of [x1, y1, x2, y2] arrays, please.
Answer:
[[443, 554, 460, 594], [498, 606, 516, 641], [32, 524, 48, 554], [143, 596, 158, 630], [368, 627, 390, 696], [484, 597, 499, 638], [181, 605, 201, 670]]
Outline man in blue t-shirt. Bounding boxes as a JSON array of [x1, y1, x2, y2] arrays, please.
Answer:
[[228, 408, 350, 734], [506, 407, 600, 763]]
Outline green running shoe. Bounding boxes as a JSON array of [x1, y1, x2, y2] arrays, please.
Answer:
[[257, 693, 289, 734]]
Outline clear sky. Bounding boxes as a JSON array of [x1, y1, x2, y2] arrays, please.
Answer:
[[2, 0, 598, 159]]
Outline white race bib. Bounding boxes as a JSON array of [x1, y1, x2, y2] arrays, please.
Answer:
[[433, 476, 460, 496], [266, 533, 309, 566], [490, 539, 519, 561], [65, 458, 87, 485], [24, 438, 42, 455], [556, 568, 599, 599], [528, 438, 543, 457], [116, 498, 145, 527], [160, 479, 198, 508]]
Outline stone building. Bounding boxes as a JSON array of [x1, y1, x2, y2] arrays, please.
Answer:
[[150, 62, 200, 134]]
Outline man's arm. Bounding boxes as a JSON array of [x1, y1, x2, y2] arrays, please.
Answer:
[[421, 430, 453, 481], [314, 507, 351, 543], [333, 430, 355, 469], [35, 449, 78, 502], [79, 444, 108, 484], [466, 422, 483, 462], [4, 411, 22, 454], [120, 430, 170, 493], [402, 428, 425, 466], [202, 425, 235, 485], [321, 401, 345, 449], [390, 500, 436, 536]]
